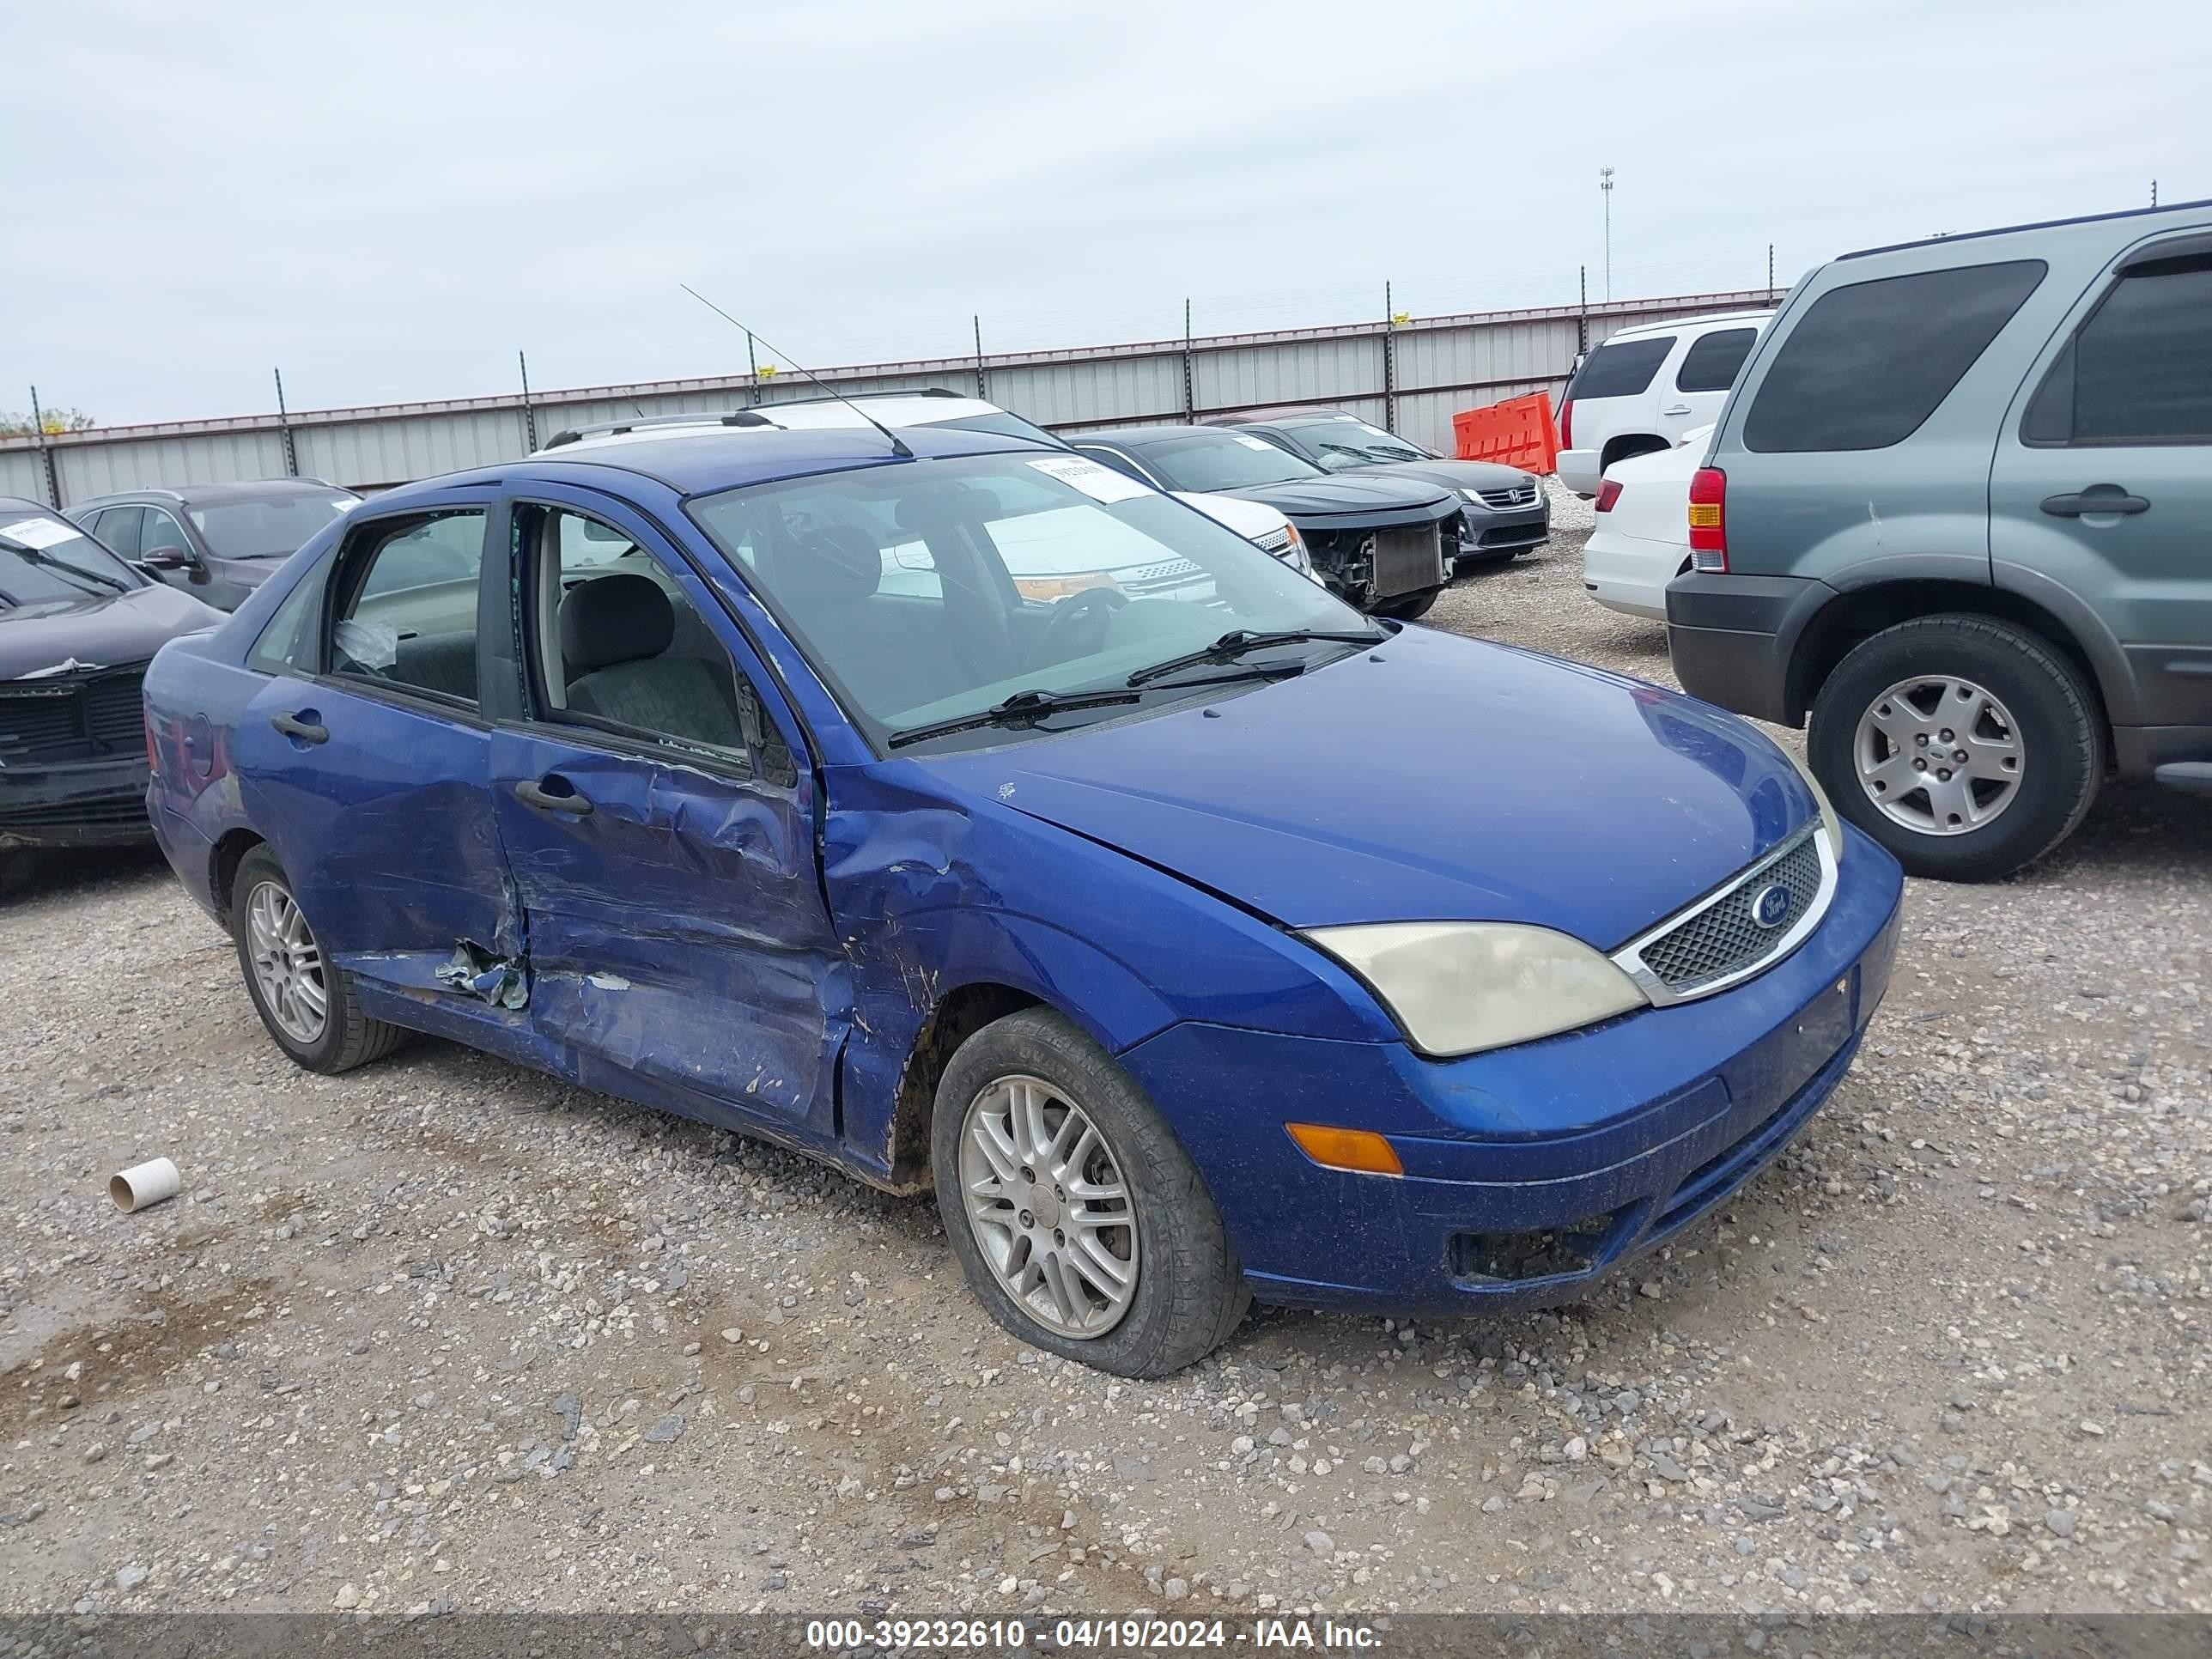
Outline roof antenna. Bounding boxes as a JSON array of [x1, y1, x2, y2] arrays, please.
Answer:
[[680, 283, 913, 459]]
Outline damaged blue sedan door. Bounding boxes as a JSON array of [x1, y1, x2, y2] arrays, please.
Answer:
[[487, 492, 845, 1145]]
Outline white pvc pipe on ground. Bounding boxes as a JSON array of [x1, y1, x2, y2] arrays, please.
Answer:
[[109, 1158, 180, 1213]]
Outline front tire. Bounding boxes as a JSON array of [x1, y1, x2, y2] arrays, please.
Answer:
[[231, 846, 404, 1073], [1807, 615, 2103, 881], [931, 1009, 1249, 1377]]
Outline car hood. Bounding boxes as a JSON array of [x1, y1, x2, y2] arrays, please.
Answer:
[[0, 582, 226, 679], [922, 625, 1814, 947], [1345, 459, 1535, 494], [1173, 490, 1285, 541], [1215, 473, 1458, 526]]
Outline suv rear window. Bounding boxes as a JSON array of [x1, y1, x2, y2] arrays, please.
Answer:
[[1743, 260, 2045, 453], [1565, 335, 1674, 401], [1674, 327, 1759, 393]]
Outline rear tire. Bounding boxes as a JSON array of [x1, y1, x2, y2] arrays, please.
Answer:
[[231, 846, 404, 1073], [931, 1008, 1249, 1377], [1807, 615, 2103, 881]]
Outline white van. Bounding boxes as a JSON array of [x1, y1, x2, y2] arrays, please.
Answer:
[[1554, 311, 1772, 496]]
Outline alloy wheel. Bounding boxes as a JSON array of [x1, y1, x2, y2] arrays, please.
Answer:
[[1853, 674, 2024, 836], [246, 880, 328, 1044], [957, 1074, 1139, 1339]]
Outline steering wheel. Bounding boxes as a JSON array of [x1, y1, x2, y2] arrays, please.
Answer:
[[1027, 585, 1130, 671]]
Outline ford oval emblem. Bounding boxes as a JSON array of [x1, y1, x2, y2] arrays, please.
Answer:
[[1751, 883, 1793, 930]]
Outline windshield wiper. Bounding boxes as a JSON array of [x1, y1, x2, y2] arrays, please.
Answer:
[[0, 538, 132, 595], [886, 686, 1141, 750], [1126, 628, 1382, 688]]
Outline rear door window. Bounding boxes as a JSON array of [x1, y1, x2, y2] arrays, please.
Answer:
[[1743, 259, 2046, 453], [1565, 335, 1675, 400], [329, 512, 487, 707], [2023, 254, 2212, 445], [1674, 327, 1759, 393]]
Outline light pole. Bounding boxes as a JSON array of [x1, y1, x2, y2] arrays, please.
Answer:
[[1600, 167, 1615, 301]]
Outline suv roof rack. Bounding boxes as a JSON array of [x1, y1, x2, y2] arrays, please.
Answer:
[[1840, 197, 2212, 261], [542, 410, 775, 449]]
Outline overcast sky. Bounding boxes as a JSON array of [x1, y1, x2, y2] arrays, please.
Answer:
[[6, 0, 2205, 426]]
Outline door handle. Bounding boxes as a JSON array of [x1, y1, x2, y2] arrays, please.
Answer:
[[515, 776, 593, 816], [2040, 488, 2149, 517], [270, 712, 327, 744], [1660, 404, 1692, 416]]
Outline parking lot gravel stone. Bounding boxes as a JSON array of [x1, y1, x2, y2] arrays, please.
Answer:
[[3, 482, 2206, 1617]]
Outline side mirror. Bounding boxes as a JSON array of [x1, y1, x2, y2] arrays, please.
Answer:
[[140, 545, 195, 572]]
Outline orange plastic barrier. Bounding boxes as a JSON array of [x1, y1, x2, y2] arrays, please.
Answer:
[[1451, 392, 1559, 474]]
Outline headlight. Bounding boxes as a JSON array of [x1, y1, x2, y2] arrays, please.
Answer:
[[1784, 745, 1846, 863], [1304, 921, 1648, 1058], [1457, 486, 1483, 504]]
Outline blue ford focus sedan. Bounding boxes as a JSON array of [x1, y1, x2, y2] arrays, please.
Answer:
[[143, 422, 1902, 1376]]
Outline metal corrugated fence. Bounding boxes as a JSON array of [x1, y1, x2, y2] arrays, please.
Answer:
[[0, 289, 1776, 506]]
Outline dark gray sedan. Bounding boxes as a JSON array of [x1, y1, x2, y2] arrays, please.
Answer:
[[68, 479, 358, 611]]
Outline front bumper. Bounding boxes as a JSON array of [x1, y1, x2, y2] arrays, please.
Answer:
[[1452, 502, 1549, 561], [0, 755, 154, 850], [1119, 827, 1904, 1314]]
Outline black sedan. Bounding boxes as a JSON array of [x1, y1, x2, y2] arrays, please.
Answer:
[[68, 479, 359, 612], [1206, 409, 1549, 565], [1069, 427, 1460, 618], [0, 498, 224, 852]]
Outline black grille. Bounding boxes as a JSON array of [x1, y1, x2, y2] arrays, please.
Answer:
[[0, 789, 148, 829], [1479, 522, 1546, 548], [1476, 482, 1540, 509], [1636, 830, 1825, 994], [0, 664, 149, 765]]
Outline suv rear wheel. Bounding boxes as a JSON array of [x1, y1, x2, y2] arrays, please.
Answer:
[[1808, 615, 2103, 881]]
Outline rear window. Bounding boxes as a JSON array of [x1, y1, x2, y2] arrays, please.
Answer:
[[1744, 260, 2046, 453], [1674, 327, 1759, 393], [1565, 335, 1674, 401]]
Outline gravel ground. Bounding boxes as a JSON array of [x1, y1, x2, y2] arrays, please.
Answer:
[[4, 483, 2208, 1621]]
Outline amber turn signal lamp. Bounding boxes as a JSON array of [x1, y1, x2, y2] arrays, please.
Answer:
[[1285, 1123, 1404, 1176]]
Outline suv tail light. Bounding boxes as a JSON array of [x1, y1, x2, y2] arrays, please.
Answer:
[[1687, 466, 1728, 571], [1594, 479, 1623, 514], [1558, 399, 1574, 450], [144, 709, 160, 775]]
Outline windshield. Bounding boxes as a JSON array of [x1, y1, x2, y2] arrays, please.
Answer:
[[1115, 430, 1324, 493], [1279, 417, 1432, 469], [0, 510, 143, 604], [688, 453, 1367, 752], [189, 491, 356, 559]]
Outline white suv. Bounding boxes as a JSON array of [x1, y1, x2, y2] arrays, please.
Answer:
[[540, 392, 1313, 575], [1554, 311, 1772, 496]]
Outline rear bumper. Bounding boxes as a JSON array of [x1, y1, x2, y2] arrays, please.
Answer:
[[1665, 572, 1832, 725], [1582, 528, 1681, 621], [1120, 832, 1905, 1314], [1557, 448, 1601, 496], [0, 756, 153, 850]]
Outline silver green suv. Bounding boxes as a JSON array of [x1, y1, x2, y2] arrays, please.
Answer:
[[1667, 199, 2212, 880]]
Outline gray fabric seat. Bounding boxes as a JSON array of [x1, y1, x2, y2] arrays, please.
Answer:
[[766, 525, 981, 713], [558, 574, 744, 750], [390, 631, 477, 702]]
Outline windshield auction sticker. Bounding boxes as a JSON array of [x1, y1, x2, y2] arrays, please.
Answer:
[[0, 516, 82, 550], [1027, 456, 1152, 504]]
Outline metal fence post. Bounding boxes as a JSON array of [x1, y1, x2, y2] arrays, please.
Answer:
[[27, 385, 61, 508], [1766, 244, 1776, 305], [274, 368, 299, 477], [1182, 299, 1194, 421], [973, 316, 988, 401], [1577, 267, 1589, 356], [518, 351, 538, 453], [1382, 282, 1396, 433]]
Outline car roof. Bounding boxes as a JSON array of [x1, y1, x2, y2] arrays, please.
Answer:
[[374, 423, 1049, 506], [1838, 196, 2212, 261], [1, 495, 60, 516], [544, 392, 1015, 453], [73, 478, 353, 508], [1073, 425, 1249, 447], [1601, 310, 1775, 341]]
